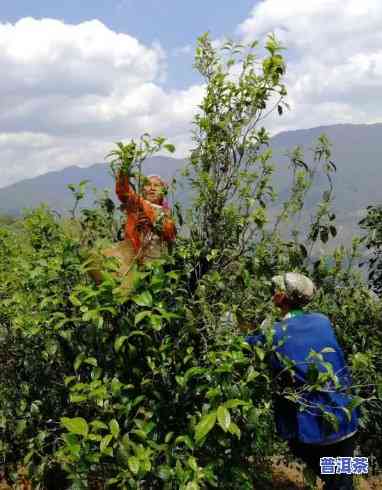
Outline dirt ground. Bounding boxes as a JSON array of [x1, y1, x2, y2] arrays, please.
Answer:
[[269, 461, 382, 490]]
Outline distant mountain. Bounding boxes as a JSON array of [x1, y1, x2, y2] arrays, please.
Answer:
[[0, 156, 186, 216], [271, 123, 382, 214], [0, 123, 381, 244], [269, 123, 382, 244]]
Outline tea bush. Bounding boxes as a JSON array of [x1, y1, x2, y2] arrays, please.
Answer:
[[0, 34, 381, 489]]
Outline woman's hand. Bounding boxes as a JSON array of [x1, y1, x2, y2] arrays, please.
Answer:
[[136, 212, 152, 230]]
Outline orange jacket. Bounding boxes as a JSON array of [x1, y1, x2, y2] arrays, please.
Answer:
[[115, 173, 176, 254]]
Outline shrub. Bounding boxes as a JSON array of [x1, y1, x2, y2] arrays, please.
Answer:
[[0, 33, 381, 489]]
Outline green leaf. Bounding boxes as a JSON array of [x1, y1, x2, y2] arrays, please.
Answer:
[[330, 225, 337, 237], [67, 443, 81, 457], [84, 357, 98, 367], [188, 456, 198, 472], [128, 456, 140, 475], [109, 419, 120, 438], [149, 314, 162, 331], [70, 394, 87, 403], [164, 432, 174, 443], [69, 293, 81, 306], [107, 478, 120, 486], [186, 482, 199, 490], [16, 419, 27, 435], [158, 465, 172, 481], [164, 143, 176, 153], [323, 412, 339, 432], [90, 420, 108, 431], [64, 376, 76, 386], [134, 310, 151, 325], [143, 421, 156, 435], [320, 227, 329, 243], [341, 406, 352, 422], [23, 450, 34, 465], [228, 422, 241, 439], [347, 396, 364, 413], [114, 336, 128, 353], [247, 370, 260, 382], [111, 377, 123, 395], [224, 399, 247, 409], [352, 352, 370, 370], [217, 406, 231, 432], [74, 353, 85, 371], [128, 330, 151, 340], [322, 190, 331, 201], [195, 411, 216, 442], [255, 346, 265, 361], [299, 244, 308, 258], [174, 435, 194, 450], [88, 434, 102, 442], [61, 417, 89, 437], [306, 363, 319, 384], [184, 367, 207, 383], [131, 429, 147, 440], [132, 291, 153, 307], [100, 434, 113, 453], [64, 432, 79, 448]]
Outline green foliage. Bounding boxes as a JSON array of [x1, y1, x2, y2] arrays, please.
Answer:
[[0, 213, 18, 225], [106, 134, 175, 196], [0, 202, 276, 488], [359, 204, 382, 294], [188, 33, 286, 270], [0, 32, 381, 489], [68, 180, 90, 219]]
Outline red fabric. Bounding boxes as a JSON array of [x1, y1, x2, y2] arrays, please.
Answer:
[[116, 172, 176, 254]]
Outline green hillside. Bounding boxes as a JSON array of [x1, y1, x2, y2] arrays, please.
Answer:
[[1, 123, 381, 246]]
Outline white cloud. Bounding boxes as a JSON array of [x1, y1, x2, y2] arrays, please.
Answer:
[[0, 18, 165, 96], [0, 18, 204, 188], [237, 0, 382, 134], [3, 5, 380, 189]]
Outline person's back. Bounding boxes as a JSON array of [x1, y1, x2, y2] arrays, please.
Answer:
[[270, 312, 358, 445], [245, 273, 359, 490]]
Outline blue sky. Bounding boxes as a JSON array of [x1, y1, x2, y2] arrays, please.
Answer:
[[1, 0, 258, 88], [0, 0, 381, 187], [1, 1, 258, 45]]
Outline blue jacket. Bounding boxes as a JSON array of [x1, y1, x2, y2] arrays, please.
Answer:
[[246, 312, 358, 445]]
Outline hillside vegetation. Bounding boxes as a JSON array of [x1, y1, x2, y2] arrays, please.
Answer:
[[2, 122, 382, 250], [0, 34, 381, 489]]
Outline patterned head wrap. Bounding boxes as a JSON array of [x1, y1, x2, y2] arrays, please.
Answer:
[[147, 175, 169, 187], [272, 272, 316, 306]]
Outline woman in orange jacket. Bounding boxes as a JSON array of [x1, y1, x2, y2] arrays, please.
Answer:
[[115, 172, 176, 262], [88, 172, 176, 288]]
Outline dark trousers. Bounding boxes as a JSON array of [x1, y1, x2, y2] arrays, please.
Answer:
[[289, 434, 357, 490]]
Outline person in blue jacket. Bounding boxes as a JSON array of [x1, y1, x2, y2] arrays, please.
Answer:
[[245, 272, 359, 490]]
